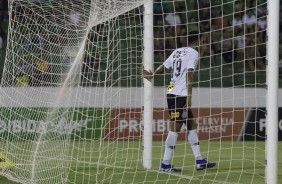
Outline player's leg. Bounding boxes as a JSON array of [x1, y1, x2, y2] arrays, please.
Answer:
[[162, 121, 183, 164], [160, 94, 183, 172], [160, 121, 182, 172], [186, 109, 216, 171]]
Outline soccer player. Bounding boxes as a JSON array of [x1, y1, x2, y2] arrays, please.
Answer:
[[143, 31, 216, 172]]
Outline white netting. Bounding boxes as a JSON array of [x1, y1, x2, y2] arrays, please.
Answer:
[[0, 0, 268, 183]]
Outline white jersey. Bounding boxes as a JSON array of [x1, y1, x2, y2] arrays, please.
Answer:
[[163, 47, 199, 96]]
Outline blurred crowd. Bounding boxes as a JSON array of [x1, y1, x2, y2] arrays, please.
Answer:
[[0, 0, 279, 87], [153, 0, 267, 71], [0, 0, 8, 50]]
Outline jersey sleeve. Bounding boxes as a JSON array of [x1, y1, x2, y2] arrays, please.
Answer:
[[163, 52, 174, 69], [186, 50, 199, 71]]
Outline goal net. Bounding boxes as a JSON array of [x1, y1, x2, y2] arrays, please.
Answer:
[[0, 0, 269, 183]]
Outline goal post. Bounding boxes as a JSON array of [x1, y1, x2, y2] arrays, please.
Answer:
[[0, 0, 280, 184], [266, 0, 279, 183], [143, 0, 154, 170]]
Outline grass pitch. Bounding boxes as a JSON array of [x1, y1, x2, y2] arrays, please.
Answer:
[[0, 141, 281, 184]]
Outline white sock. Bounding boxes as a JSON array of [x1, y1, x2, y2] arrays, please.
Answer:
[[162, 131, 178, 165], [188, 129, 203, 160]]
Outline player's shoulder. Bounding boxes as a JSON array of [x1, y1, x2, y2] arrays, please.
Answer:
[[176, 47, 198, 54], [187, 47, 199, 55], [170, 47, 199, 60]]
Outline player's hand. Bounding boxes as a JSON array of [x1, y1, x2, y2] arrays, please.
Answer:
[[142, 66, 154, 80], [186, 96, 192, 109]]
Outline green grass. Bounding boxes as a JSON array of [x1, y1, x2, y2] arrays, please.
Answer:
[[0, 141, 281, 183]]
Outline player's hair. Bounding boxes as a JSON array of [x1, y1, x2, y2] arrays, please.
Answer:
[[187, 31, 199, 44]]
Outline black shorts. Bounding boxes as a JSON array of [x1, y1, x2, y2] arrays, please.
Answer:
[[166, 94, 193, 123]]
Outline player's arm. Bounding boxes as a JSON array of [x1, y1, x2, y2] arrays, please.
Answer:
[[186, 69, 194, 108], [143, 64, 165, 80]]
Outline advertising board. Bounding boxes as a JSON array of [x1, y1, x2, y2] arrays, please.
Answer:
[[105, 108, 246, 141], [0, 108, 110, 140]]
